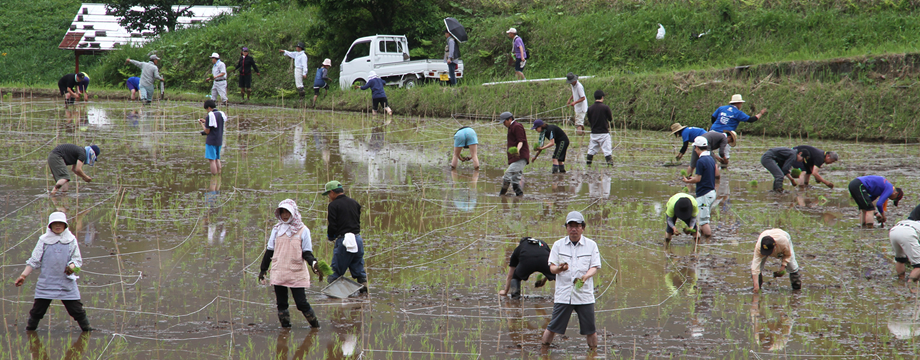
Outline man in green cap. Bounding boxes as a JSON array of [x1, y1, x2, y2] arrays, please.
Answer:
[[323, 181, 367, 292]]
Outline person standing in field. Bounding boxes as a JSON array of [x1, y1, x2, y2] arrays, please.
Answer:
[[258, 199, 321, 328], [506, 27, 527, 80], [198, 100, 226, 175], [359, 71, 392, 116], [499, 112, 529, 196], [499, 237, 554, 299], [444, 30, 460, 86], [279, 42, 309, 100], [665, 192, 699, 245], [849, 175, 903, 228], [586, 90, 614, 167], [682, 136, 719, 240], [207, 53, 229, 106], [15, 212, 93, 332], [791, 145, 838, 188], [451, 126, 480, 170], [710, 94, 767, 168], [889, 203, 920, 283], [57, 73, 86, 105], [751, 228, 801, 293], [541, 211, 601, 349], [126, 76, 141, 101], [125, 55, 164, 104], [565, 73, 588, 135], [531, 119, 569, 174], [323, 181, 368, 292], [236, 47, 260, 101], [760, 147, 804, 192], [47, 144, 99, 196], [312, 59, 333, 108], [687, 130, 734, 175]]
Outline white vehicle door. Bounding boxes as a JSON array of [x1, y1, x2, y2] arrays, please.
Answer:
[[342, 40, 373, 84]]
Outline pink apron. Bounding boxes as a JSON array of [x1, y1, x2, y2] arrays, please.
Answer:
[[269, 227, 311, 288]]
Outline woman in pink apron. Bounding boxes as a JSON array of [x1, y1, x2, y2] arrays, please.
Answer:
[[258, 199, 321, 328]]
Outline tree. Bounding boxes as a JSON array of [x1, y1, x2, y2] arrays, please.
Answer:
[[106, 0, 210, 35], [300, 0, 445, 61]]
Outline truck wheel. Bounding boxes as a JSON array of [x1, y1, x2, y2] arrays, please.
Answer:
[[352, 79, 365, 89], [402, 75, 418, 89]]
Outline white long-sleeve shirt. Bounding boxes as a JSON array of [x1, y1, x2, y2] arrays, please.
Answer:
[[283, 50, 309, 76]]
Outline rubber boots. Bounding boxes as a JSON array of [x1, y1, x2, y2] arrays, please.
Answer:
[[512, 184, 524, 197], [552, 165, 559, 174], [758, 274, 763, 288], [302, 308, 320, 328], [297, 87, 305, 100], [586, 154, 594, 166], [74, 314, 94, 332], [559, 165, 567, 173], [499, 181, 511, 196], [26, 317, 40, 331], [509, 279, 521, 299], [605, 155, 614, 167], [789, 271, 802, 290], [357, 278, 368, 294], [278, 309, 292, 328]]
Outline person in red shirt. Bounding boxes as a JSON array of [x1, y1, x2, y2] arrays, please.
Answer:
[[499, 112, 529, 196]]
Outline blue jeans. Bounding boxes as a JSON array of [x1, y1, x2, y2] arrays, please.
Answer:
[[447, 62, 457, 85], [328, 234, 366, 283]]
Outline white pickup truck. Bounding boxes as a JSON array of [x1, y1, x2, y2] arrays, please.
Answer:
[[339, 35, 464, 89]]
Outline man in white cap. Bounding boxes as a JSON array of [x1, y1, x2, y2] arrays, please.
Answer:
[[682, 136, 719, 240], [565, 72, 587, 135], [542, 210, 601, 349], [312, 58, 333, 107], [505, 28, 526, 80], [125, 54, 164, 104], [279, 42, 309, 100], [710, 94, 766, 167], [207, 53, 228, 106]]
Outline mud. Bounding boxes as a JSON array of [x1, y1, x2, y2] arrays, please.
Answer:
[[1, 99, 919, 358]]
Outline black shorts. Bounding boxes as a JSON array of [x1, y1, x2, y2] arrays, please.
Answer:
[[514, 58, 525, 72], [546, 303, 596, 335], [849, 178, 874, 211], [58, 79, 72, 96], [512, 260, 556, 282], [552, 140, 568, 162], [313, 84, 328, 95], [372, 97, 388, 111], [238, 74, 252, 88]]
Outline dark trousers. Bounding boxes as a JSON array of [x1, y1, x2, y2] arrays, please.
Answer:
[[29, 298, 87, 322], [328, 234, 366, 283], [760, 150, 786, 191], [273, 286, 312, 312], [447, 62, 457, 86]]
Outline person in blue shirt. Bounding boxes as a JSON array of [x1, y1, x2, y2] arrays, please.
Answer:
[[359, 71, 392, 116], [312, 58, 333, 108], [849, 175, 903, 228], [126, 76, 141, 101], [710, 94, 766, 162], [681, 136, 720, 240], [669, 123, 707, 161]]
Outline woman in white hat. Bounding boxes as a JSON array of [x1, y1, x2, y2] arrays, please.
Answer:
[[313, 58, 333, 107]]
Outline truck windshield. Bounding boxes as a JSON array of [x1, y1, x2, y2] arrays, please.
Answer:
[[345, 41, 371, 62]]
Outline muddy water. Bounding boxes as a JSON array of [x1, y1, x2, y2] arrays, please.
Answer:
[[1, 99, 920, 359]]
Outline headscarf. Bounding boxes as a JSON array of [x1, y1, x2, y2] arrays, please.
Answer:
[[273, 199, 304, 237], [39, 212, 77, 245], [368, 71, 378, 80], [84, 146, 97, 166]]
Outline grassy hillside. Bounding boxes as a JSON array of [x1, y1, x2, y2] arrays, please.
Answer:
[[0, 0, 88, 85]]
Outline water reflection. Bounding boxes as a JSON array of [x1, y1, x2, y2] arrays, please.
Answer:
[[205, 175, 225, 245], [275, 328, 317, 360], [28, 331, 91, 360], [888, 302, 920, 339], [451, 169, 479, 212], [86, 106, 110, 126], [338, 128, 441, 185], [750, 294, 795, 351], [283, 125, 307, 166]]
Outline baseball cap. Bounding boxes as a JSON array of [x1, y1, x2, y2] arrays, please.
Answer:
[[674, 197, 693, 221], [593, 90, 605, 100], [210, 52, 220, 59], [499, 112, 513, 121], [531, 119, 545, 130], [149, 54, 160, 61], [566, 72, 577, 84], [693, 136, 708, 148], [760, 236, 775, 256], [90, 145, 100, 157], [565, 211, 585, 225], [908, 203, 920, 221], [241, 47, 249, 52], [506, 28, 517, 34], [297, 42, 306, 49], [322, 180, 343, 195]]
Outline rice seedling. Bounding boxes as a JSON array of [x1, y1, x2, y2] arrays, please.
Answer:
[[574, 278, 585, 290], [680, 169, 688, 178], [791, 168, 802, 178], [316, 260, 334, 277], [507, 147, 518, 155]]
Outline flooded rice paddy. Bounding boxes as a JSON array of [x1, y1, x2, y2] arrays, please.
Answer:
[[1, 98, 920, 359]]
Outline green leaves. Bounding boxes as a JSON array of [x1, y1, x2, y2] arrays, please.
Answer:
[[574, 278, 584, 290]]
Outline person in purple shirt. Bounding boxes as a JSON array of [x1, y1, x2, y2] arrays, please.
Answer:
[[849, 175, 903, 228], [506, 28, 527, 80], [669, 123, 708, 161]]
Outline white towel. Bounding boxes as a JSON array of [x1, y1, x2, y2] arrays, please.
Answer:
[[344, 233, 358, 253]]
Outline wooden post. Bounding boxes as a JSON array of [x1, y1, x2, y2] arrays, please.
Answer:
[[74, 51, 81, 73]]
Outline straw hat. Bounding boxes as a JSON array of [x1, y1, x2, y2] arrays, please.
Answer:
[[729, 94, 745, 103], [724, 130, 738, 146], [669, 123, 687, 134]]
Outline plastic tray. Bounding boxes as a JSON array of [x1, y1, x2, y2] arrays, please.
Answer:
[[321, 277, 365, 299]]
